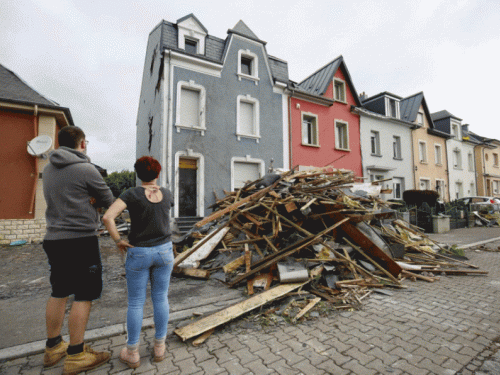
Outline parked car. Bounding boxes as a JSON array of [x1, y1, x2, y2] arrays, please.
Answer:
[[455, 196, 500, 212]]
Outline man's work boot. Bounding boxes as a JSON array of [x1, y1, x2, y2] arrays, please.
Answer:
[[62, 345, 111, 375], [43, 340, 69, 367]]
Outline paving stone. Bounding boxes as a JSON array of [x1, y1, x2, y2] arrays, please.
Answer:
[[263, 338, 287, 354], [197, 357, 230, 375], [391, 359, 430, 374], [212, 347, 235, 365], [341, 358, 377, 375], [277, 348, 306, 366], [244, 358, 274, 374], [217, 358, 248, 375], [344, 347, 376, 366], [252, 347, 281, 365], [170, 346, 194, 362], [417, 358, 450, 374], [154, 357, 179, 374], [442, 357, 467, 371], [315, 359, 349, 375], [293, 359, 325, 375], [266, 359, 301, 375], [231, 348, 259, 365], [365, 347, 399, 365]]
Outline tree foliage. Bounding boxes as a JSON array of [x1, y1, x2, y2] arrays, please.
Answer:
[[104, 170, 136, 197]]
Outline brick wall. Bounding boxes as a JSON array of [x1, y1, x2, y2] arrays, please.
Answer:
[[0, 218, 46, 245]]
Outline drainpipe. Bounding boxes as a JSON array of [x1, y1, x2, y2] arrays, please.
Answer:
[[161, 51, 170, 187], [29, 105, 39, 215], [444, 138, 450, 202], [288, 88, 294, 170]]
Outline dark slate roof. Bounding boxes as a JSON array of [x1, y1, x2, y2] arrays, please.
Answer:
[[468, 131, 498, 144], [400, 92, 425, 123], [431, 110, 462, 121], [0, 63, 57, 107], [227, 20, 265, 44], [158, 15, 287, 83], [297, 55, 361, 106], [362, 91, 402, 103], [177, 13, 208, 34], [268, 56, 288, 83]]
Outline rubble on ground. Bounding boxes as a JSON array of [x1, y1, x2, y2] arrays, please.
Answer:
[[170, 167, 487, 343]]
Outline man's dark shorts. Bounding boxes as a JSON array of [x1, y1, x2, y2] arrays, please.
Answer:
[[43, 236, 102, 301]]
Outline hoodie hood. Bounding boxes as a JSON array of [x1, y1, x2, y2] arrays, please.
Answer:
[[49, 146, 91, 169]]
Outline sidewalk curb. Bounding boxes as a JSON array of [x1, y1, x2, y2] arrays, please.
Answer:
[[460, 236, 500, 249], [0, 297, 245, 363]]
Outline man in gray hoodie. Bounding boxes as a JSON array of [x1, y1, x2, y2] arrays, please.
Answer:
[[42, 126, 114, 375]]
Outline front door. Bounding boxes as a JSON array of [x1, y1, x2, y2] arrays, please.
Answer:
[[178, 158, 197, 217]]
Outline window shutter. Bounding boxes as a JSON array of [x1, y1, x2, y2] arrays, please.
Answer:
[[240, 101, 254, 135], [234, 162, 260, 189], [181, 88, 200, 127]]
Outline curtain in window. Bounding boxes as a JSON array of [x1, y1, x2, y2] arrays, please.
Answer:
[[181, 88, 200, 127]]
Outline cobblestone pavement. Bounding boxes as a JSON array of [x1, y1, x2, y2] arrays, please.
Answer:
[[2, 241, 500, 374]]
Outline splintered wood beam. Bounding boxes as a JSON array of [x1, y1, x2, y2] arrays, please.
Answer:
[[174, 282, 307, 341], [192, 329, 214, 346], [173, 268, 210, 279], [292, 297, 321, 323], [195, 180, 280, 227], [223, 255, 246, 273], [263, 235, 279, 253], [174, 222, 231, 267], [228, 221, 346, 287], [332, 213, 402, 278]]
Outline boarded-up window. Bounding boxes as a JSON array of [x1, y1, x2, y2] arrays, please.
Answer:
[[180, 88, 200, 127], [234, 162, 260, 190], [239, 101, 254, 135]]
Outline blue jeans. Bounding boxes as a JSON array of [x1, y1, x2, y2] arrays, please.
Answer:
[[125, 241, 174, 346]]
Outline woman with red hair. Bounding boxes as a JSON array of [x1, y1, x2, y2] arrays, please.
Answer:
[[103, 156, 173, 368]]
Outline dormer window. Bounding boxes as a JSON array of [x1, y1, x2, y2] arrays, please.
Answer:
[[417, 112, 424, 125], [237, 49, 259, 84], [240, 57, 252, 75], [333, 79, 346, 103], [451, 123, 460, 141], [184, 38, 198, 54], [387, 98, 399, 118]]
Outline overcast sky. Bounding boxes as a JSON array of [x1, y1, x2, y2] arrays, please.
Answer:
[[2, 0, 499, 172]]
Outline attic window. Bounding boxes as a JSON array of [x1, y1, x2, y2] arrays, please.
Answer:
[[333, 79, 346, 103], [184, 38, 198, 54], [417, 112, 424, 125], [241, 57, 252, 75], [237, 49, 259, 84]]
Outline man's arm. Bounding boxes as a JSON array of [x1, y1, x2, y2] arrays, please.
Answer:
[[86, 166, 114, 208]]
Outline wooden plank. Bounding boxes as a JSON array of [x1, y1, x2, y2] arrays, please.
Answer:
[[178, 227, 230, 268], [192, 329, 214, 346], [262, 235, 279, 253], [401, 270, 437, 282], [223, 255, 245, 273], [174, 282, 307, 341], [173, 268, 210, 279], [174, 223, 230, 267], [241, 212, 263, 226], [195, 180, 280, 227], [332, 213, 402, 277], [245, 245, 253, 295], [292, 297, 321, 323]]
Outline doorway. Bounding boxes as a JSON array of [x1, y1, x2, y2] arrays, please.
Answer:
[[178, 158, 197, 217]]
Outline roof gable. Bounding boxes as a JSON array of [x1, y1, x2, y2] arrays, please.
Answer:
[[297, 56, 361, 106], [176, 13, 208, 34], [228, 20, 266, 44], [0, 64, 57, 107]]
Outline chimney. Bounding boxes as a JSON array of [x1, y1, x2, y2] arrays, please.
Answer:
[[359, 91, 367, 102]]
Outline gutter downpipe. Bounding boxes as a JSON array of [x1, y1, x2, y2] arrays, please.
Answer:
[[161, 51, 170, 188], [444, 137, 450, 202], [288, 88, 294, 170], [29, 105, 39, 215]]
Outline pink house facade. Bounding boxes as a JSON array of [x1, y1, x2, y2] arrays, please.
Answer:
[[288, 56, 362, 177]]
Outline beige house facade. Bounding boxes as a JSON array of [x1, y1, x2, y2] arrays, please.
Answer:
[[472, 135, 500, 197], [400, 93, 450, 202]]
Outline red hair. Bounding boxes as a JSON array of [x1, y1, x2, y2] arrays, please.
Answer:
[[134, 156, 161, 182]]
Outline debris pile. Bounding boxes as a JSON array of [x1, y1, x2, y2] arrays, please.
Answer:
[[171, 168, 486, 343]]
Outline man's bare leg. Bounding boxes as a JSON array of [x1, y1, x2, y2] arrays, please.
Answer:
[[68, 301, 92, 345], [46, 297, 68, 339]]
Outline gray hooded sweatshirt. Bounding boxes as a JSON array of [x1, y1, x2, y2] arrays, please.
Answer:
[[43, 147, 114, 240]]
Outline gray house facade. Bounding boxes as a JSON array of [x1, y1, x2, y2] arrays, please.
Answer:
[[356, 92, 415, 200], [136, 14, 289, 221]]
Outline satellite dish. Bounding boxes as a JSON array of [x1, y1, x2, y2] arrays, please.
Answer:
[[27, 135, 52, 157]]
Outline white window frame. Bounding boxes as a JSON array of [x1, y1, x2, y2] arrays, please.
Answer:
[[177, 20, 206, 54], [494, 180, 500, 194], [468, 153, 474, 171], [436, 179, 445, 198], [175, 80, 206, 135], [418, 141, 427, 163], [451, 123, 460, 141], [335, 120, 350, 151], [417, 112, 424, 125], [393, 136, 402, 159], [455, 181, 463, 199], [370, 131, 381, 156], [333, 78, 346, 103], [419, 178, 431, 190], [453, 148, 462, 169], [494, 153, 499, 167], [174, 150, 205, 218], [301, 112, 319, 147], [393, 177, 404, 199], [231, 155, 265, 192], [434, 144, 442, 165], [236, 94, 260, 142], [237, 49, 259, 85], [386, 97, 400, 119], [184, 37, 199, 54]]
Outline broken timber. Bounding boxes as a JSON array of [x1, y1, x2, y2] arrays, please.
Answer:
[[174, 282, 307, 341]]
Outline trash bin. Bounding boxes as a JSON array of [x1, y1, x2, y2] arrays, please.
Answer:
[[432, 215, 450, 233]]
